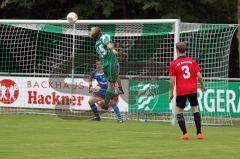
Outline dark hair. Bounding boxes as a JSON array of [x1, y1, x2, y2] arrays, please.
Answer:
[[176, 42, 187, 53]]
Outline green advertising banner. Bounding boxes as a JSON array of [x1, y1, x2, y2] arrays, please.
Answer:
[[129, 80, 170, 113], [129, 80, 240, 117]]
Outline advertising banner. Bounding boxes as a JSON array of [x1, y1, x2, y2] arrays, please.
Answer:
[[0, 76, 128, 112], [129, 80, 240, 116]]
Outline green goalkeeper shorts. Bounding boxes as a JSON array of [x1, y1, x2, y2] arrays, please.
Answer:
[[103, 63, 119, 83]]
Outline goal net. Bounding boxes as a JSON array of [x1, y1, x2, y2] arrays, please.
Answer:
[[0, 20, 238, 125]]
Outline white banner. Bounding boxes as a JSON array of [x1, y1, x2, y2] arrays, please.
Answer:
[[0, 76, 128, 112]]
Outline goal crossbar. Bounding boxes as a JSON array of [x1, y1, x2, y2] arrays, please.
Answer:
[[0, 19, 180, 24]]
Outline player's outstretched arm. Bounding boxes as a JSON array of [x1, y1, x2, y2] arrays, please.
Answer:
[[106, 42, 118, 55], [106, 42, 126, 61], [169, 76, 175, 102], [197, 72, 206, 91]]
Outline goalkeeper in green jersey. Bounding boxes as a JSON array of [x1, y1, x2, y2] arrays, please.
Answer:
[[90, 26, 124, 109]]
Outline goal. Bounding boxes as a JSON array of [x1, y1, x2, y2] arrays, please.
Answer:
[[0, 19, 237, 125]]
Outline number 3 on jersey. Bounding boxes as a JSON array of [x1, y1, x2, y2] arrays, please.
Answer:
[[181, 65, 191, 79]]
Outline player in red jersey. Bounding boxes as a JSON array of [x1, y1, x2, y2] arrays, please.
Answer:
[[169, 42, 206, 140]]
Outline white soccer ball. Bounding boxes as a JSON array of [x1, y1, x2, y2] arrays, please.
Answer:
[[67, 12, 78, 23]]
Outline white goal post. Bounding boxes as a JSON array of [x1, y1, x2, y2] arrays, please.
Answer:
[[0, 19, 238, 125]]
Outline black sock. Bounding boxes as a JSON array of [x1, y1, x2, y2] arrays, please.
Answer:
[[193, 112, 202, 134], [177, 113, 187, 135]]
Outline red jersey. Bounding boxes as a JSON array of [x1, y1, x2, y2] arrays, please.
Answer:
[[169, 56, 201, 96]]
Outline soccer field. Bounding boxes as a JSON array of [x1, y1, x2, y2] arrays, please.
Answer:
[[0, 115, 239, 159]]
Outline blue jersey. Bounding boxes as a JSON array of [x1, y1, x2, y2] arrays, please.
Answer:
[[90, 69, 108, 89]]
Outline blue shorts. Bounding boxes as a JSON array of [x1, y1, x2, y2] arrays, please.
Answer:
[[94, 88, 106, 99]]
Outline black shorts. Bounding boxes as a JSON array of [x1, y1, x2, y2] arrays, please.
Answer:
[[176, 93, 198, 109]]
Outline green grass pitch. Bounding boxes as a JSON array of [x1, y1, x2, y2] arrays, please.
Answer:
[[0, 115, 239, 159]]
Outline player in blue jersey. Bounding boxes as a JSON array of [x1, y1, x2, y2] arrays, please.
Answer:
[[88, 60, 123, 122]]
